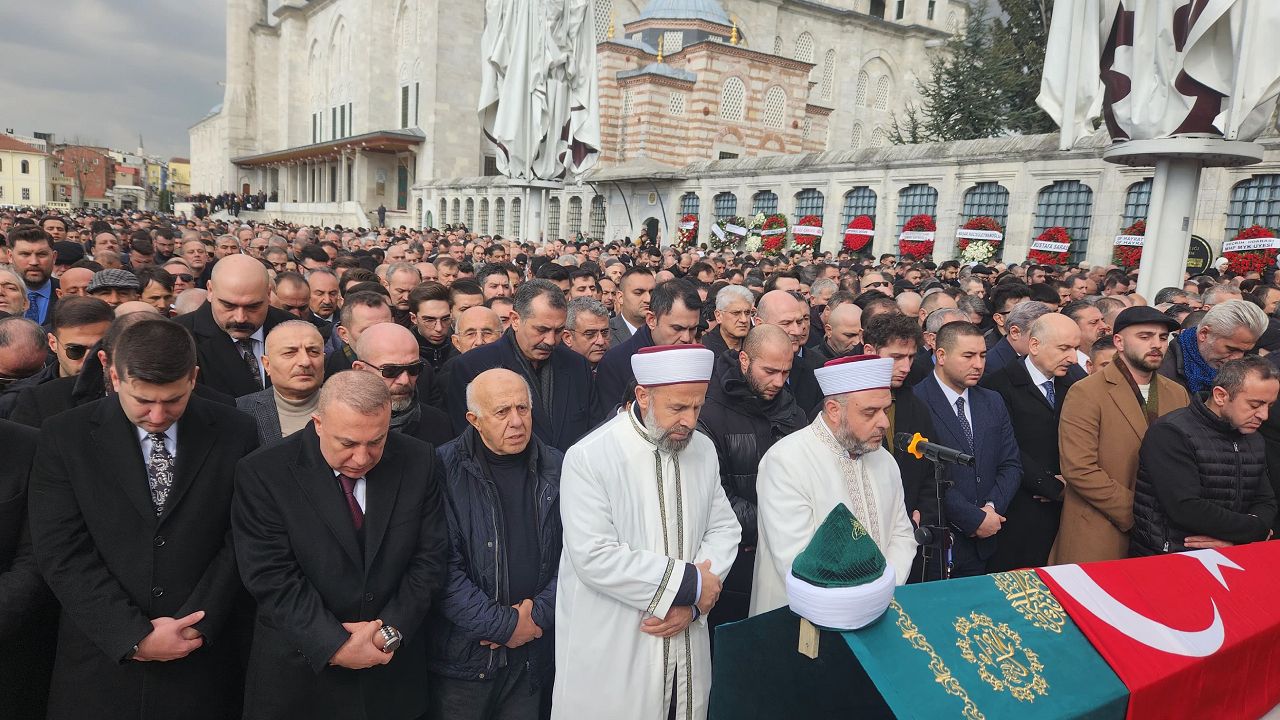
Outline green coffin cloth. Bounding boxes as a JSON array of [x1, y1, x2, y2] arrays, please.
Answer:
[[842, 570, 1129, 719], [709, 608, 893, 720]]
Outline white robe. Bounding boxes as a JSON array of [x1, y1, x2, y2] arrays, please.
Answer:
[[553, 407, 740, 720], [750, 416, 917, 617]]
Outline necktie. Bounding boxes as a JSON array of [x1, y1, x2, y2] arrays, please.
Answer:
[[146, 432, 174, 515], [338, 474, 364, 530], [954, 397, 974, 451], [238, 339, 263, 388], [24, 292, 40, 322], [1042, 380, 1056, 408]]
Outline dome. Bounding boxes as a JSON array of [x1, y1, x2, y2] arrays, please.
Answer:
[[637, 0, 731, 26]]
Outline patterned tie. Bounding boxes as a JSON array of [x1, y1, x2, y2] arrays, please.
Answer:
[[1042, 380, 1057, 409], [954, 397, 974, 451], [24, 292, 40, 323], [238, 339, 263, 389], [146, 432, 174, 515], [337, 474, 364, 530]]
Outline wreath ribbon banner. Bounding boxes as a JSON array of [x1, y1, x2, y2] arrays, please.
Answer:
[[710, 224, 726, 241], [794, 225, 823, 237], [1223, 238, 1280, 253], [1113, 235, 1145, 247], [761, 228, 788, 237], [899, 231, 936, 242], [726, 223, 748, 235], [679, 221, 696, 231], [956, 229, 1004, 242], [1030, 240, 1070, 253], [845, 227, 875, 237]]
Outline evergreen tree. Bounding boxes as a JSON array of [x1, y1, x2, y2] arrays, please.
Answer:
[[889, 103, 929, 145], [990, 0, 1058, 134], [892, 0, 1005, 143]]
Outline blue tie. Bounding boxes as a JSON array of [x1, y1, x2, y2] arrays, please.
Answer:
[[954, 397, 974, 451], [24, 292, 40, 323], [1042, 380, 1056, 408]]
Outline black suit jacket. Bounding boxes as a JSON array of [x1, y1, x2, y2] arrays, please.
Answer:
[[890, 387, 940, 526], [174, 301, 294, 398], [982, 336, 1017, 378], [0, 419, 55, 718], [448, 331, 596, 451], [28, 396, 259, 720], [904, 345, 933, 388], [232, 425, 448, 720], [980, 359, 1078, 571], [594, 323, 654, 415]]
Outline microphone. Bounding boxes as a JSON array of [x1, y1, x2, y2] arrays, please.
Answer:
[[895, 432, 976, 467]]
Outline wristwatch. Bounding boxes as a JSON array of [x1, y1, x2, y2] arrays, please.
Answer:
[[379, 625, 402, 653]]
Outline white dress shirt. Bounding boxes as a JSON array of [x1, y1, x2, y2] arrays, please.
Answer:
[[333, 469, 367, 512], [1024, 355, 1054, 403], [934, 371, 972, 428]]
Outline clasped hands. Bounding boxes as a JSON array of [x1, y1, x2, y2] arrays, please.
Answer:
[[330, 619, 393, 669], [480, 598, 543, 650], [133, 610, 206, 662], [641, 560, 720, 639]]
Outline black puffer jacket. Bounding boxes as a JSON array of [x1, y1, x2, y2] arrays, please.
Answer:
[[696, 350, 808, 546], [426, 427, 562, 681], [1131, 395, 1277, 556]]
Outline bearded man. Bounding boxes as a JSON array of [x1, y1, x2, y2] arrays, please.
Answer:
[[553, 345, 740, 720], [751, 355, 917, 616]]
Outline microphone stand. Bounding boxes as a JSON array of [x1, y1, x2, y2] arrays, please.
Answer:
[[914, 460, 954, 582]]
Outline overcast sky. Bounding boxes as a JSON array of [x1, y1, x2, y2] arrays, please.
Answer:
[[0, 0, 226, 159]]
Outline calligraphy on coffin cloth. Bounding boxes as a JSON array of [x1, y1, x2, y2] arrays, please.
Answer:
[[955, 612, 1049, 703]]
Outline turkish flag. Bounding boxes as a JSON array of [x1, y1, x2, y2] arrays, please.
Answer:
[[1038, 543, 1280, 720]]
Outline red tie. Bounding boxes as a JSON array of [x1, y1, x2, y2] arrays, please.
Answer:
[[337, 474, 364, 530]]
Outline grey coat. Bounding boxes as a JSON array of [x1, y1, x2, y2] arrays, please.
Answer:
[[236, 387, 283, 447]]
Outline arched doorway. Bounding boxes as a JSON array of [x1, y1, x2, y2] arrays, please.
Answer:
[[643, 217, 659, 244]]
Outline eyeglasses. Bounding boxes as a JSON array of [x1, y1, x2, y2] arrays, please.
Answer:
[[171, 273, 195, 283], [864, 281, 889, 288], [62, 343, 92, 361], [418, 316, 452, 328], [367, 360, 425, 379]]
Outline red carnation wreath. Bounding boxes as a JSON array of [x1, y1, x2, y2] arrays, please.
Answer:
[[956, 216, 1003, 264], [793, 215, 822, 248], [898, 214, 936, 259], [759, 214, 789, 254], [677, 214, 698, 247], [956, 216, 1003, 250], [1112, 220, 1145, 269], [843, 215, 874, 253], [1027, 226, 1072, 265], [1223, 225, 1279, 275]]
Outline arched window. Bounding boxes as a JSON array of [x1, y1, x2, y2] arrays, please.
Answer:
[[511, 197, 522, 237], [680, 192, 699, 216], [763, 86, 787, 129], [855, 72, 870, 107], [896, 184, 938, 232], [794, 32, 815, 63], [438, 198, 447, 227], [589, 195, 607, 238], [961, 182, 1010, 228], [495, 197, 506, 234], [773, 36, 784, 55], [841, 187, 878, 226], [714, 192, 737, 220], [850, 123, 864, 149], [1225, 175, 1280, 238], [874, 76, 891, 110], [451, 198, 460, 224], [20, 159, 30, 174], [753, 190, 779, 215], [820, 50, 836, 100], [870, 126, 889, 147], [478, 198, 489, 234], [1034, 180, 1094, 263], [567, 196, 583, 235], [547, 196, 562, 239], [794, 188, 824, 224], [720, 77, 746, 122], [464, 198, 475, 228], [1123, 179, 1153, 227]]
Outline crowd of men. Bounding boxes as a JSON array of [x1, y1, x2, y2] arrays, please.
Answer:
[[1, 205, 1278, 720]]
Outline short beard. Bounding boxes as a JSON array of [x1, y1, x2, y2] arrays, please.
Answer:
[[832, 407, 881, 457], [644, 403, 693, 454], [391, 393, 414, 413], [1123, 346, 1162, 372]]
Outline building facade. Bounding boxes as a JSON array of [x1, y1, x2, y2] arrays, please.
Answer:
[[192, 0, 962, 226], [55, 145, 116, 209], [0, 134, 59, 208]]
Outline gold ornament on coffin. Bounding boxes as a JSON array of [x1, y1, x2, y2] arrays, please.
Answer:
[[891, 600, 985, 720], [954, 612, 1049, 703], [991, 571, 1067, 635]]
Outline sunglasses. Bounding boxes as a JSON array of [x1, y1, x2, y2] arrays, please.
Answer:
[[62, 343, 92, 361], [864, 281, 890, 288], [368, 360, 425, 379], [171, 273, 195, 283]]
